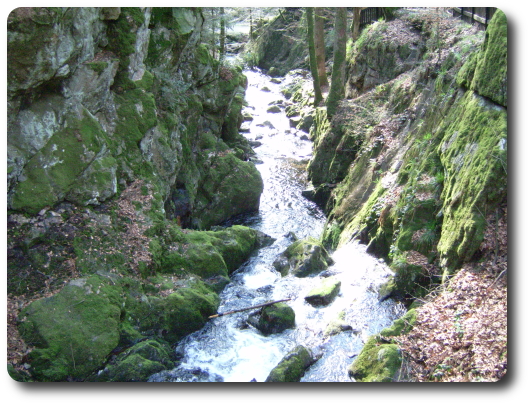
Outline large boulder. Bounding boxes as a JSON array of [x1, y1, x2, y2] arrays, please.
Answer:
[[129, 279, 220, 344], [265, 345, 316, 382], [91, 339, 176, 382], [192, 153, 264, 229], [255, 303, 296, 336], [273, 238, 333, 277], [305, 277, 341, 306], [17, 276, 123, 381], [348, 309, 417, 382], [149, 225, 270, 279], [348, 336, 402, 382]]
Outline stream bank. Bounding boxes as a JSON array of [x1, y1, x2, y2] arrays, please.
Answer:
[[148, 68, 405, 383]]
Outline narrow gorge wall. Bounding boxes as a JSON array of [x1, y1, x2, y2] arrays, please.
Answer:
[[7, 7, 267, 382], [307, 9, 507, 301], [7, 7, 262, 229]]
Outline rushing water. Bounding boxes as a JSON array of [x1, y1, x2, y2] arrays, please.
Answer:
[[148, 69, 405, 383]]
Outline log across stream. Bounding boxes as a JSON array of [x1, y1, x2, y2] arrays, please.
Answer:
[[148, 69, 405, 382]]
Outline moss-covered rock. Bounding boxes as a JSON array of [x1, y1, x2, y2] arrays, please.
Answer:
[[91, 339, 175, 382], [10, 106, 112, 213], [192, 153, 264, 229], [265, 345, 314, 382], [150, 224, 265, 279], [379, 308, 417, 340], [130, 278, 219, 344], [256, 303, 296, 336], [17, 276, 123, 381], [273, 237, 333, 277], [348, 309, 417, 382], [469, 10, 507, 107], [305, 277, 341, 306], [324, 310, 353, 337], [348, 336, 402, 382], [378, 253, 432, 302], [436, 91, 507, 275]]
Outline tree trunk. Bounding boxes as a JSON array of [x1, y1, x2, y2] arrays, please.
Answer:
[[208, 298, 292, 319], [326, 7, 347, 117], [219, 7, 226, 63], [352, 7, 362, 41], [249, 8, 253, 40], [314, 7, 328, 89], [306, 8, 323, 106], [211, 8, 217, 60]]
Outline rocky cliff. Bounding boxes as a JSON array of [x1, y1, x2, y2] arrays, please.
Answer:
[[304, 9, 507, 381], [7, 7, 262, 228], [7, 7, 267, 382], [308, 9, 507, 300]]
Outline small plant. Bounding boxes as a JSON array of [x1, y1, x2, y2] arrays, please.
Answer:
[[454, 310, 465, 339]]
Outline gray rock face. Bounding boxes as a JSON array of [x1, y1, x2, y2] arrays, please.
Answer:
[[7, 8, 107, 94], [8, 7, 263, 226]]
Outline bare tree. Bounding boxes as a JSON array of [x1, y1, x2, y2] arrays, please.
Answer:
[[314, 7, 329, 89], [306, 7, 323, 106], [219, 7, 226, 63], [351, 7, 363, 41], [326, 7, 347, 117]]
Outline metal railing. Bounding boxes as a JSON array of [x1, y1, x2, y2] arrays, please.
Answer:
[[360, 8, 385, 27], [452, 7, 497, 29]]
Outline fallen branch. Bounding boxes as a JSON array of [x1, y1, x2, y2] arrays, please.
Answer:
[[208, 298, 291, 319]]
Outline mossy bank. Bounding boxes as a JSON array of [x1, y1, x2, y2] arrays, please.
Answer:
[[7, 7, 267, 382], [308, 9, 507, 380]]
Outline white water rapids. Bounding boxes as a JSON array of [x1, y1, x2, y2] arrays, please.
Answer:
[[148, 69, 405, 382]]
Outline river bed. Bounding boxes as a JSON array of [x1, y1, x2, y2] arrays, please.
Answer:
[[148, 69, 405, 383]]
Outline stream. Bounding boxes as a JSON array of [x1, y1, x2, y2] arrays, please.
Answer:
[[148, 69, 406, 382]]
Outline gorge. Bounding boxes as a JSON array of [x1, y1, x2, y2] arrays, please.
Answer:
[[7, 7, 507, 383]]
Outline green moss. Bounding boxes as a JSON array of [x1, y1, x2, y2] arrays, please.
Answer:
[[18, 276, 123, 381], [348, 336, 402, 382], [100, 353, 166, 382], [321, 220, 343, 251], [134, 280, 220, 344], [265, 346, 313, 382], [437, 91, 507, 274], [149, 225, 260, 279], [394, 199, 439, 253], [257, 303, 296, 336], [379, 253, 429, 301], [196, 43, 213, 65], [85, 61, 109, 75], [324, 310, 348, 337], [11, 109, 107, 214], [305, 277, 341, 306], [339, 181, 386, 246], [379, 309, 417, 340], [107, 7, 145, 59], [136, 70, 155, 91], [115, 89, 157, 144], [349, 309, 418, 382], [92, 339, 175, 382], [470, 10, 507, 106], [456, 51, 478, 89], [275, 237, 333, 277], [192, 153, 263, 229]]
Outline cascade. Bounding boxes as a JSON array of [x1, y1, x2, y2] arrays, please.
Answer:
[[148, 69, 405, 382]]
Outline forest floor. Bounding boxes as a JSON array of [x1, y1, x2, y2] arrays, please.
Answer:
[[395, 202, 508, 382]]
